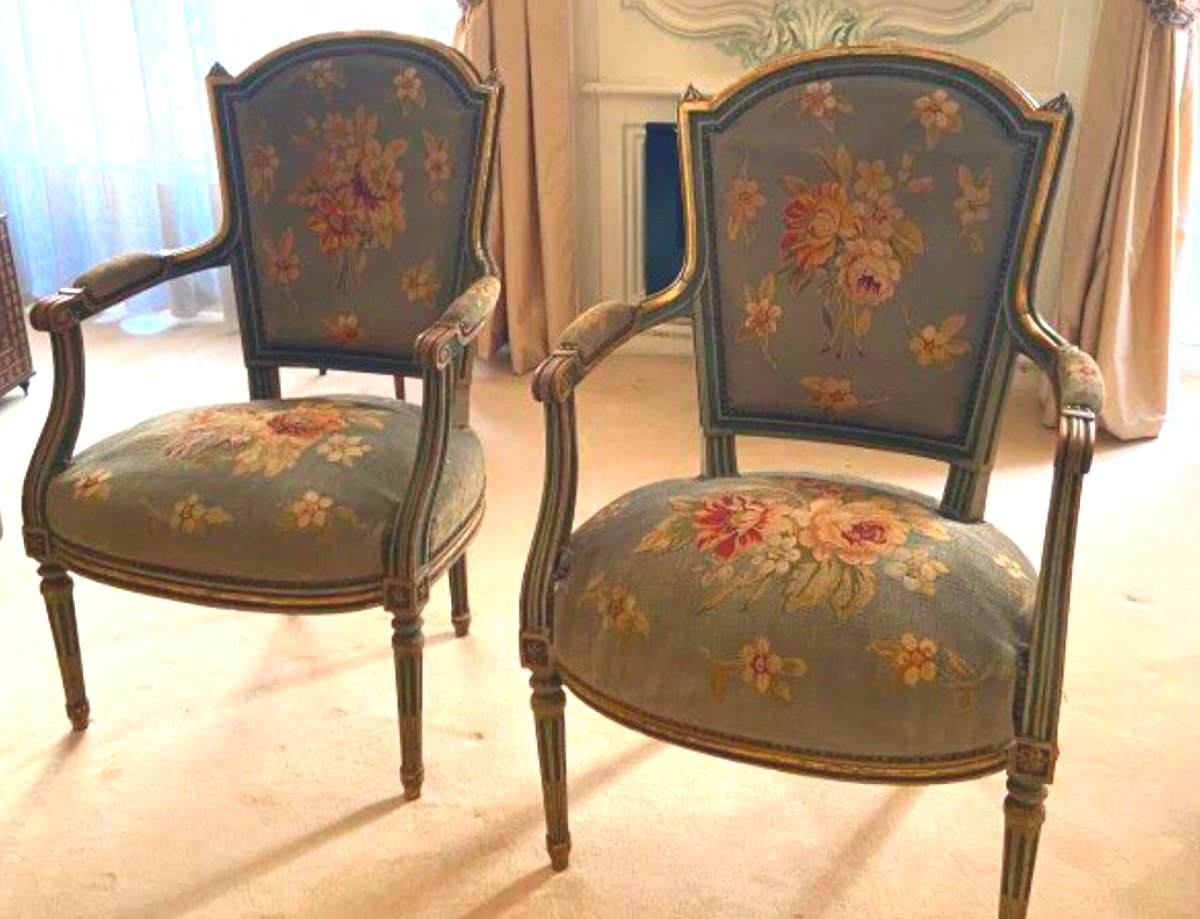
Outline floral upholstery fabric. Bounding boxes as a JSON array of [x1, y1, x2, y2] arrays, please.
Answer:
[[701, 69, 1046, 448], [45, 396, 484, 589], [554, 474, 1036, 763], [229, 50, 483, 362]]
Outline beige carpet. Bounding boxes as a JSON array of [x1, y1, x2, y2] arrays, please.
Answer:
[[1, 318, 1197, 919]]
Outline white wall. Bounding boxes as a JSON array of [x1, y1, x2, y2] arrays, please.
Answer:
[[572, 0, 1103, 335]]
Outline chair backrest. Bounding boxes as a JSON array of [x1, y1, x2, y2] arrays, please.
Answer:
[[668, 47, 1070, 518], [206, 32, 500, 376]]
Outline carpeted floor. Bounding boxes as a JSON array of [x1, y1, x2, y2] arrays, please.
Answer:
[[1, 318, 1197, 919]]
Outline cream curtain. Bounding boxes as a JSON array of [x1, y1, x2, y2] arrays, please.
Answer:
[[456, 0, 577, 372], [1055, 0, 1196, 439]]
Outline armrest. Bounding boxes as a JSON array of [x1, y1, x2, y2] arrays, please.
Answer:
[[1054, 346, 1105, 415], [29, 244, 226, 333], [413, 275, 501, 370], [531, 300, 662, 403]]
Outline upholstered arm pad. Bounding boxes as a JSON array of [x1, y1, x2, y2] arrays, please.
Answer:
[[1055, 346, 1105, 415], [557, 301, 641, 364], [532, 300, 656, 403], [29, 244, 225, 333], [415, 275, 502, 369], [74, 252, 167, 303]]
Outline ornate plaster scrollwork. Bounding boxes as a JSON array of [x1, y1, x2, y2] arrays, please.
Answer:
[[622, 0, 1037, 65]]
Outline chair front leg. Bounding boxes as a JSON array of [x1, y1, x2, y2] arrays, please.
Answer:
[[1000, 774, 1048, 919], [530, 666, 571, 870], [39, 563, 89, 731], [391, 601, 426, 800]]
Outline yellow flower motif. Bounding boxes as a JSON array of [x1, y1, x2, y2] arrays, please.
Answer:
[[72, 469, 112, 501], [854, 159, 894, 201], [170, 494, 233, 534], [291, 490, 334, 530], [994, 553, 1029, 581], [305, 60, 346, 94], [401, 259, 440, 304], [423, 131, 452, 183], [738, 273, 783, 362], [325, 313, 361, 346], [247, 144, 279, 202], [262, 228, 300, 286], [837, 239, 902, 307], [739, 637, 807, 694], [724, 167, 766, 244], [317, 434, 371, 467], [798, 80, 852, 130], [883, 546, 949, 596], [861, 194, 904, 242], [781, 180, 864, 274], [802, 376, 859, 414], [795, 496, 911, 567], [956, 165, 993, 253], [393, 66, 426, 112], [914, 89, 963, 148], [909, 314, 970, 368], [894, 633, 939, 685], [582, 575, 649, 638]]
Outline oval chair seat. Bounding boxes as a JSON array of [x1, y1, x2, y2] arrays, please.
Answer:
[[44, 395, 485, 608], [553, 473, 1037, 781]]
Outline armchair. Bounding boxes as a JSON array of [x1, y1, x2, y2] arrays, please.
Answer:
[[521, 47, 1101, 918], [23, 32, 502, 802]]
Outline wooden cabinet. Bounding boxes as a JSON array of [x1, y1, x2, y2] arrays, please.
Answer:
[[0, 213, 34, 398]]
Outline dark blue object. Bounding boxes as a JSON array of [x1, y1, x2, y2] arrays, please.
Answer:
[[644, 122, 685, 295]]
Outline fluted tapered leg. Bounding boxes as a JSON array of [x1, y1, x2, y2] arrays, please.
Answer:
[[392, 610, 424, 800], [39, 563, 89, 731], [531, 668, 570, 870], [999, 775, 1048, 919], [449, 557, 470, 638]]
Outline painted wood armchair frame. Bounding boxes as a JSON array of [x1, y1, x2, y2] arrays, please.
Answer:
[[22, 33, 502, 802], [519, 46, 1104, 918]]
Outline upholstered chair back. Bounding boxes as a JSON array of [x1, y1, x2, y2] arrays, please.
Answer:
[[208, 34, 499, 375], [677, 50, 1069, 516]]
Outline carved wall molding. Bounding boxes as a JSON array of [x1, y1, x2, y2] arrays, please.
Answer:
[[622, 0, 1037, 65]]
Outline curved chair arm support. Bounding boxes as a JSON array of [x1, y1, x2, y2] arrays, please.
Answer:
[[381, 276, 501, 610], [520, 298, 686, 667], [21, 244, 230, 560], [1011, 407, 1096, 785]]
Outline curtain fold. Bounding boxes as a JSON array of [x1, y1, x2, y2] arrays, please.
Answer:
[[1055, 0, 1196, 439], [0, 0, 461, 317], [457, 0, 577, 373]]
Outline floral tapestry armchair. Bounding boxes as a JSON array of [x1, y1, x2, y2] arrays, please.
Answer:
[[23, 33, 501, 802], [521, 48, 1103, 918]]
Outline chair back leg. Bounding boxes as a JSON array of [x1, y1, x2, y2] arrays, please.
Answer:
[[38, 563, 90, 731], [530, 667, 571, 870], [449, 556, 471, 638]]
